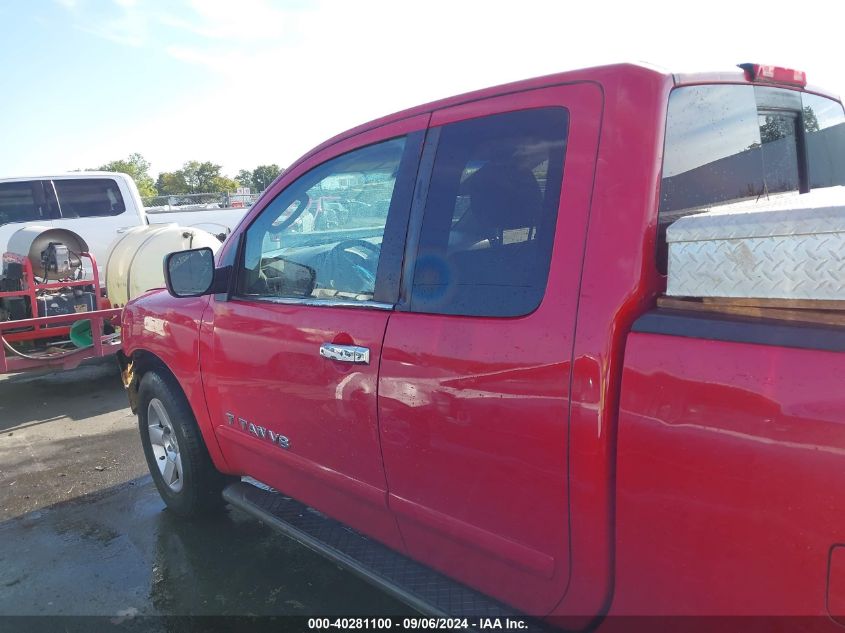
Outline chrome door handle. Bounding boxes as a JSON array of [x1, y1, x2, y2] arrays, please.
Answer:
[[319, 343, 370, 364]]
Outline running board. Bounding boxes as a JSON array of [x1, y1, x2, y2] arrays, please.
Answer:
[[222, 480, 524, 619]]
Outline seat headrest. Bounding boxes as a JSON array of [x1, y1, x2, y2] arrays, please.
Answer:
[[465, 162, 543, 233]]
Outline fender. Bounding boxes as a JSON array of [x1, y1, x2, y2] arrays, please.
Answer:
[[120, 288, 232, 474]]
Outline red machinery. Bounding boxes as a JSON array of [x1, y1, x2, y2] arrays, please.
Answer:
[[0, 228, 122, 374]]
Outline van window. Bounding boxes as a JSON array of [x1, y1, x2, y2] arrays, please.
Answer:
[[54, 179, 126, 218], [658, 85, 845, 271], [0, 181, 51, 227], [409, 107, 569, 317]]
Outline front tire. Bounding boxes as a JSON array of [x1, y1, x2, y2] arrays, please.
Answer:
[[138, 370, 230, 517]]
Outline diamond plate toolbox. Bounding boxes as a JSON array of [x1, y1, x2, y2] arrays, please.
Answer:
[[666, 189, 845, 300]]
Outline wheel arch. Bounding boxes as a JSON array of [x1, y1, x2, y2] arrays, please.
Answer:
[[118, 347, 234, 474]]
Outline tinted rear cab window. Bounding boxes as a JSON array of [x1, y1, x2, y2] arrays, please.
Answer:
[[410, 107, 569, 317], [54, 179, 126, 218], [658, 85, 845, 270], [0, 181, 54, 227]]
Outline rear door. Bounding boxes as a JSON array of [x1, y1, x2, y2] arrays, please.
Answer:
[[378, 84, 602, 614], [203, 116, 426, 548], [51, 177, 137, 278]]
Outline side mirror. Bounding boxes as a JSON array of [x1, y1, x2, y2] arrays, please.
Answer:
[[164, 247, 216, 298], [262, 258, 317, 297]]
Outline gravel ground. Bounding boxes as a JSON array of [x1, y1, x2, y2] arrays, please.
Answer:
[[0, 358, 146, 520]]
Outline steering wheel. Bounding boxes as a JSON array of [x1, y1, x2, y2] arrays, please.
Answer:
[[325, 239, 381, 293]]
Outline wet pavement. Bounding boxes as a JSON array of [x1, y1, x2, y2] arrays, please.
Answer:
[[0, 360, 409, 628], [0, 477, 407, 620]]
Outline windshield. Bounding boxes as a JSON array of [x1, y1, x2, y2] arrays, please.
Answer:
[[658, 85, 845, 271]]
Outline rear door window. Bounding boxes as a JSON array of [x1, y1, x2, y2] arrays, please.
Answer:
[[0, 181, 55, 227], [408, 107, 569, 317], [54, 179, 126, 218]]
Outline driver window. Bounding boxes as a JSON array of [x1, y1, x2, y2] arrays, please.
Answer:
[[238, 137, 406, 302]]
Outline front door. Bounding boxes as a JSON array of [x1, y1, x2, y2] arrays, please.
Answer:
[[378, 84, 603, 613], [204, 119, 425, 548]]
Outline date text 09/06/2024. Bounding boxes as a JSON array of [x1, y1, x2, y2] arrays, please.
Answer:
[[307, 618, 528, 630]]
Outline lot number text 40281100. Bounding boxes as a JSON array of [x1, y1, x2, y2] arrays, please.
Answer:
[[307, 617, 529, 630]]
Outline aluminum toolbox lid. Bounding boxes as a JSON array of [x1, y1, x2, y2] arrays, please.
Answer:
[[666, 186, 845, 243]]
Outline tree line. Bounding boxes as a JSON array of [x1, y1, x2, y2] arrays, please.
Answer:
[[89, 153, 284, 199]]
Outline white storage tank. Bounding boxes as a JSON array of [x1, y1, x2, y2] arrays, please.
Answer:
[[105, 224, 221, 308], [5, 226, 90, 280]]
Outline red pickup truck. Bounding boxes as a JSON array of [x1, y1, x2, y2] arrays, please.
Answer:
[[119, 62, 845, 627]]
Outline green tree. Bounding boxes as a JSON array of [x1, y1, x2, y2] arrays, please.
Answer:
[[759, 108, 821, 145], [252, 164, 283, 191], [759, 115, 794, 144], [157, 162, 239, 196], [93, 152, 156, 198], [179, 161, 223, 193], [803, 106, 820, 133], [236, 169, 254, 190], [156, 171, 189, 195], [212, 175, 239, 192]]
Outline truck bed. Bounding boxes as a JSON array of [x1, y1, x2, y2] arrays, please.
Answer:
[[145, 207, 248, 234], [612, 305, 845, 617]]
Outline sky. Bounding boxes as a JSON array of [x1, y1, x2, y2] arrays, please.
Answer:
[[1, 0, 843, 180]]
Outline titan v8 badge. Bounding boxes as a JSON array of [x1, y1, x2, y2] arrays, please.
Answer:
[[225, 412, 290, 449]]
